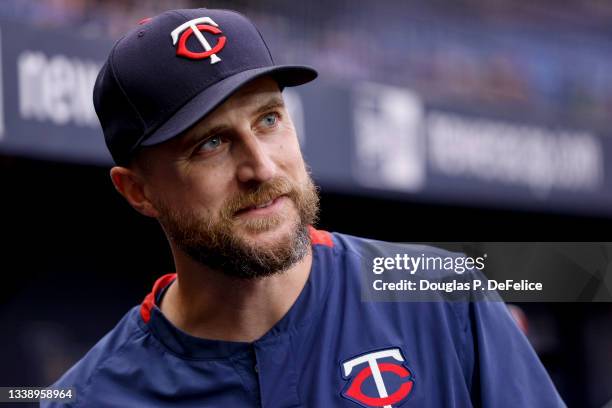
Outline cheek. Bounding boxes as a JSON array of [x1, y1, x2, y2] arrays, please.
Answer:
[[274, 123, 306, 167], [154, 164, 228, 216], [275, 137, 306, 177], [185, 175, 229, 213]]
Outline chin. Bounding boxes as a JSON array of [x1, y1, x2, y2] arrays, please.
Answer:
[[236, 215, 299, 245]]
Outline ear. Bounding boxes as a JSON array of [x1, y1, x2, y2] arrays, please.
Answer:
[[110, 166, 160, 218]]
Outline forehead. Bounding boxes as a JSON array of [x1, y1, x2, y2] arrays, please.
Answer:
[[132, 76, 283, 166], [182, 77, 282, 136], [215, 76, 283, 113]]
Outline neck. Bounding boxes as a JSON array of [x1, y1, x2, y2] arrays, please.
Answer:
[[160, 245, 313, 343]]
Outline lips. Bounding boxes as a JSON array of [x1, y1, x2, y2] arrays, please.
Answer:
[[235, 195, 285, 216], [251, 200, 274, 210]]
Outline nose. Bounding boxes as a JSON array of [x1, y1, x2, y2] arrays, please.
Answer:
[[235, 131, 277, 184]]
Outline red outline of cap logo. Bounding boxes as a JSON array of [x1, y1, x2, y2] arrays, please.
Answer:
[[341, 348, 414, 408], [171, 17, 226, 63]]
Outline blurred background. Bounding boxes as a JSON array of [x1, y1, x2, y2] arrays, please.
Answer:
[[0, 0, 611, 406]]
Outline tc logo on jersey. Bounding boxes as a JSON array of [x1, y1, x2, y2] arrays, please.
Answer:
[[171, 17, 226, 63], [341, 347, 414, 408]]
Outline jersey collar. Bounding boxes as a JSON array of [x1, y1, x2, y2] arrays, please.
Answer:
[[138, 227, 335, 359]]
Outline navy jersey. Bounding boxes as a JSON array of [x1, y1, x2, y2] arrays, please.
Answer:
[[44, 229, 564, 407]]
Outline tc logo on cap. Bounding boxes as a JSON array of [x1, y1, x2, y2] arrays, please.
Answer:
[[170, 17, 226, 63]]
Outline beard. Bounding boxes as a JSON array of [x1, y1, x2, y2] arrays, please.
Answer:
[[155, 174, 320, 279]]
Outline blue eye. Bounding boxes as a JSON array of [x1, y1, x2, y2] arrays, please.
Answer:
[[262, 113, 278, 127], [199, 136, 222, 151]]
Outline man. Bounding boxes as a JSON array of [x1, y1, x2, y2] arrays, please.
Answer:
[[45, 8, 564, 408]]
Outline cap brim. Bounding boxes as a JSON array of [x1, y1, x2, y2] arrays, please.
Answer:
[[140, 65, 317, 148]]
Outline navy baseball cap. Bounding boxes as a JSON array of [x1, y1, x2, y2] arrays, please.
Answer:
[[93, 8, 317, 165]]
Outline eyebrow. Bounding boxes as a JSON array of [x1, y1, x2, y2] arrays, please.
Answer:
[[252, 96, 285, 117], [189, 124, 227, 146], [185, 96, 286, 146]]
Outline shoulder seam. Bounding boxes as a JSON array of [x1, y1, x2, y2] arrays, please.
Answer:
[[449, 301, 470, 374], [76, 316, 149, 405]]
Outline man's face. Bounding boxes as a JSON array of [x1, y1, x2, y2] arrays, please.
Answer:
[[135, 77, 319, 278]]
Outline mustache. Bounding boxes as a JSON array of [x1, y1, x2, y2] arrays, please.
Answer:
[[221, 177, 296, 218]]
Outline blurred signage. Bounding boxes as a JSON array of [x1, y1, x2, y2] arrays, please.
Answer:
[[1, 21, 611, 216], [346, 82, 604, 199], [18, 50, 99, 128], [0, 21, 110, 163], [426, 111, 603, 196], [300, 81, 612, 217], [352, 82, 426, 191]]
